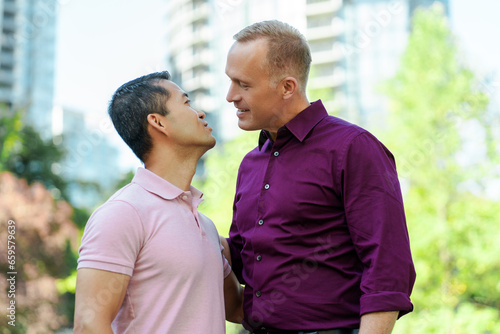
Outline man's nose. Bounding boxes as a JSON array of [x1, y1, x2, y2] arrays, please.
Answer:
[[197, 109, 206, 119], [226, 82, 240, 103]]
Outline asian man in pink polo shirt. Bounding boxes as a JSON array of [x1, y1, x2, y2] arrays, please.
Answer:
[[74, 71, 243, 333]]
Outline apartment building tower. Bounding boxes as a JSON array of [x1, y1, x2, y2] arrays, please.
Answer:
[[306, 0, 449, 127], [0, 0, 57, 139]]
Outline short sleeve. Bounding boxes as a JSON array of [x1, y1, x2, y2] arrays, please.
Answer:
[[77, 200, 145, 276]]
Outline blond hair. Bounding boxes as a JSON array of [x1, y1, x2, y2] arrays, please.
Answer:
[[234, 20, 311, 92]]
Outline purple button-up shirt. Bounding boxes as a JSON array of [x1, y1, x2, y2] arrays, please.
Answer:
[[227, 100, 416, 331]]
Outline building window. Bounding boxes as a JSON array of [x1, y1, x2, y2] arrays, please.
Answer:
[[309, 39, 334, 52], [312, 63, 335, 77], [307, 13, 334, 28]]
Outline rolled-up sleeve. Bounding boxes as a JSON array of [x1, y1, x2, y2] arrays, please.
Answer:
[[342, 132, 416, 317]]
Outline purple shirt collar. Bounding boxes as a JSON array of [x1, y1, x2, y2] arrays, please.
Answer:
[[258, 99, 328, 150]]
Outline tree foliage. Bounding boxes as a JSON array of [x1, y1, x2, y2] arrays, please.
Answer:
[[0, 172, 80, 333], [0, 107, 23, 170], [1, 108, 84, 332], [195, 130, 259, 236], [379, 5, 500, 333], [0, 108, 68, 200]]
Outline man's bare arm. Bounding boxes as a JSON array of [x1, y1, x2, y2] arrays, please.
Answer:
[[220, 235, 243, 323], [74, 268, 130, 333], [224, 270, 244, 323], [359, 311, 398, 334]]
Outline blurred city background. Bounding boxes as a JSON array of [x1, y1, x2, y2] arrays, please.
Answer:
[[0, 0, 499, 333]]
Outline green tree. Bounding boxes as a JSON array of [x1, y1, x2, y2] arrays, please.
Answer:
[[0, 109, 68, 200], [0, 107, 22, 170], [195, 130, 259, 236], [1, 108, 88, 331], [0, 172, 80, 333], [379, 5, 500, 333]]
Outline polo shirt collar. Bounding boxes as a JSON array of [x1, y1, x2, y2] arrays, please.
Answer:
[[132, 167, 203, 201], [259, 99, 328, 150]]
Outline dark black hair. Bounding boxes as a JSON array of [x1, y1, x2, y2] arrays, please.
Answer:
[[108, 71, 171, 162]]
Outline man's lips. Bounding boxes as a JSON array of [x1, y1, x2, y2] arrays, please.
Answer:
[[203, 122, 213, 131], [237, 108, 249, 117]]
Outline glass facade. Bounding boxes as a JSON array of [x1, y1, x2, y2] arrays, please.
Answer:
[[0, 0, 57, 139], [306, 0, 449, 128]]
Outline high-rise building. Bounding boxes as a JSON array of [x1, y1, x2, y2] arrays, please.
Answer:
[[339, 0, 411, 126], [306, 0, 449, 127], [52, 105, 120, 209], [165, 0, 305, 179], [305, 0, 345, 115], [0, 0, 57, 139], [166, 0, 219, 146], [166, 0, 449, 139], [0, 0, 17, 108], [165, 0, 306, 145]]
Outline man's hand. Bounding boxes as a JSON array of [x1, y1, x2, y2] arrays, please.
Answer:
[[74, 268, 130, 333]]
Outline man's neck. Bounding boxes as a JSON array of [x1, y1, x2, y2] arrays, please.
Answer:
[[267, 96, 310, 141], [144, 148, 204, 191]]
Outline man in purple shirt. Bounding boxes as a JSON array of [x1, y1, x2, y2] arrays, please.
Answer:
[[223, 20, 416, 334]]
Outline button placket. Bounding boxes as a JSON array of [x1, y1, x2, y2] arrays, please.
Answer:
[[253, 138, 283, 306], [180, 192, 203, 232]]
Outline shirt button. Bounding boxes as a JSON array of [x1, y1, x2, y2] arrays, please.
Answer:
[[258, 220, 264, 225], [182, 195, 188, 200], [274, 151, 279, 157], [256, 291, 262, 297], [256, 255, 262, 261], [264, 184, 270, 190]]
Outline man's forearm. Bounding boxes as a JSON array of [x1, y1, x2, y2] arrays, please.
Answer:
[[359, 311, 398, 334], [224, 271, 244, 323], [74, 317, 114, 334], [220, 235, 243, 322], [73, 314, 113, 334]]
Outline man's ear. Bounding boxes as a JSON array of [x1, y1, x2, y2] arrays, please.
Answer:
[[147, 113, 168, 135], [281, 77, 298, 100]]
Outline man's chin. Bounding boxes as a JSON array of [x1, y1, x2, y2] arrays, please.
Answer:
[[238, 120, 259, 132], [209, 138, 216, 148], [205, 137, 217, 150]]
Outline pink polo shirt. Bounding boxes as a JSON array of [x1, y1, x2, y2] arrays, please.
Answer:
[[78, 167, 231, 333]]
